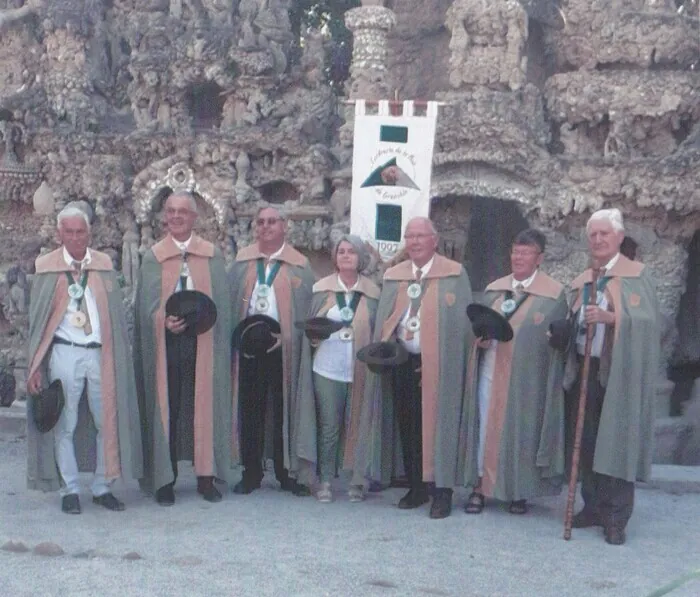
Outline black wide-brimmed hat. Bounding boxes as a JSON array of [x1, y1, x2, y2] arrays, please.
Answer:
[[232, 314, 282, 358], [548, 318, 573, 352], [295, 317, 344, 342], [165, 290, 218, 336], [466, 303, 514, 343], [356, 341, 409, 374], [32, 379, 65, 433]]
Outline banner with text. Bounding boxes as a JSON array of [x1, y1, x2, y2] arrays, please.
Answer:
[[350, 100, 439, 260]]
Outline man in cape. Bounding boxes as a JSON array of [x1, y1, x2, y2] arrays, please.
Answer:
[[563, 208, 660, 545], [229, 205, 315, 496], [26, 206, 142, 513], [463, 229, 567, 516], [356, 217, 474, 518], [134, 191, 232, 505]]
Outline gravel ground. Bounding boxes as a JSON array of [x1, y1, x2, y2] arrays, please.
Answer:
[[1, 431, 699, 597]]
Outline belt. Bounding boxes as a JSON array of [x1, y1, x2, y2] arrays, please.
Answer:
[[53, 337, 102, 349]]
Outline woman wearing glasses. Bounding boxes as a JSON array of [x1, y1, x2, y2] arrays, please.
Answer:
[[295, 234, 379, 503]]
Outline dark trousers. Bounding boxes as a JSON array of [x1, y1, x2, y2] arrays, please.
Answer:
[[165, 330, 203, 487], [566, 357, 634, 529], [393, 353, 426, 490], [238, 348, 288, 484]]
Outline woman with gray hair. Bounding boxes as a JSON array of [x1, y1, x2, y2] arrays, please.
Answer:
[[294, 234, 380, 503]]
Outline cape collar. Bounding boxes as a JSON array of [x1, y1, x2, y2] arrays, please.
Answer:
[[35, 247, 113, 274], [383, 254, 462, 281], [313, 274, 380, 299], [235, 242, 307, 268], [486, 271, 563, 300], [571, 254, 645, 289], [152, 234, 215, 263]]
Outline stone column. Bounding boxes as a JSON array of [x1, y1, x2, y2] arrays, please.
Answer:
[[344, 4, 397, 99]]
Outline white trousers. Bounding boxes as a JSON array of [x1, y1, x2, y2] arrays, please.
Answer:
[[476, 343, 497, 478], [49, 343, 111, 497]]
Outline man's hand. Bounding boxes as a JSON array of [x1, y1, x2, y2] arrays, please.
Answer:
[[165, 315, 187, 334], [476, 337, 492, 350], [27, 369, 42, 395], [584, 306, 615, 326], [267, 331, 282, 353]]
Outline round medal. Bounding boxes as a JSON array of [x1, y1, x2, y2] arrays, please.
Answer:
[[255, 297, 270, 313], [257, 284, 271, 298], [406, 316, 420, 333], [339, 306, 354, 323], [70, 311, 87, 328], [339, 327, 354, 342], [407, 283, 422, 300], [501, 299, 516, 315], [68, 283, 84, 300]]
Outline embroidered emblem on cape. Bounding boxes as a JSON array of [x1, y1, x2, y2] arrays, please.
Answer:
[[291, 276, 301, 289], [533, 312, 545, 325], [104, 279, 113, 292], [444, 292, 456, 307], [629, 293, 641, 307]]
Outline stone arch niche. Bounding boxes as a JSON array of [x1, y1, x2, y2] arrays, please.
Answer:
[[431, 194, 530, 292]]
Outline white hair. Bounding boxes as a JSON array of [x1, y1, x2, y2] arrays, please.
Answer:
[[586, 208, 625, 233], [166, 191, 198, 215], [405, 216, 437, 236], [57, 206, 90, 231]]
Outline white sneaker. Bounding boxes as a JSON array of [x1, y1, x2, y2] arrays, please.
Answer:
[[316, 481, 333, 503], [348, 485, 365, 503]]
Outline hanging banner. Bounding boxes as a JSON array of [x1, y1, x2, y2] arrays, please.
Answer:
[[350, 99, 439, 260]]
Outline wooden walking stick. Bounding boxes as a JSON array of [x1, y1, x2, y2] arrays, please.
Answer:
[[564, 267, 600, 540]]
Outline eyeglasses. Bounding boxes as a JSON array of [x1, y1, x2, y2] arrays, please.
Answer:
[[256, 217, 282, 227], [511, 249, 541, 258], [404, 233, 434, 241], [165, 208, 194, 217]]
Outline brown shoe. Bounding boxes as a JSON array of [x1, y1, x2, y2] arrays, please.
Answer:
[[572, 507, 603, 528]]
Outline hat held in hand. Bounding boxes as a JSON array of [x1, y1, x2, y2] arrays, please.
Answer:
[[32, 379, 65, 433], [295, 317, 344, 342], [356, 341, 409, 374], [165, 290, 218, 336], [466, 303, 514, 343], [232, 314, 282, 358], [548, 318, 573, 351]]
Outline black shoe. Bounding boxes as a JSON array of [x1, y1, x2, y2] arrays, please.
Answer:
[[197, 478, 223, 503], [61, 494, 81, 514], [398, 488, 430, 510], [279, 477, 311, 497], [604, 526, 626, 545], [155, 484, 175, 506], [92, 492, 125, 511], [572, 507, 603, 528], [508, 499, 528, 515], [232, 477, 261, 495], [429, 489, 453, 519]]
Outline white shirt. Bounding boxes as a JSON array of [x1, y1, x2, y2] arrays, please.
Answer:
[[576, 253, 620, 358], [398, 256, 435, 354], [312, 276, 358, 383], [173, 235, 194, 291], [54, 247, 102, 344], [512, 269, 538, 290], [247, 243, 285, 321]]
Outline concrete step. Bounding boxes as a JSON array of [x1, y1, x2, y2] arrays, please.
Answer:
[[0, 400, 25, 435]]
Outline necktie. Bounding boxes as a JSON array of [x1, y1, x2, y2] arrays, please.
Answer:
[[179, 251, 189, 292], [514, 282, 525, 300], [405, 268, 423, 341], [72, 261, 92, 335]]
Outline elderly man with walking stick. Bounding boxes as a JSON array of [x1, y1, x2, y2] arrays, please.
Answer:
[[562, 208, 660, 545]]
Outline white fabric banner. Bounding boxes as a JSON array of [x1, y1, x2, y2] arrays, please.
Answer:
[[350, 100, 439, 260]]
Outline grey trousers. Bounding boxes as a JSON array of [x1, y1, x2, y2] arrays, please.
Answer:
[[313, 373, 351, 482]]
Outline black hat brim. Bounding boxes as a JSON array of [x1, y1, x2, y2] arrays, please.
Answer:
[[356, 341, 409, 373], [548, 318, 573, 351], [165, 290, 218, 336], [467, 303, 514, 343], [295, 317, 344, 341], [32, 379, 65, 433], [232, 314, 282, 357]]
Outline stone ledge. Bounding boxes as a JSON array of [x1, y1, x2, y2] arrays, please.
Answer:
[[0, 402, 25, 435], [641, 465, 700, 494]]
